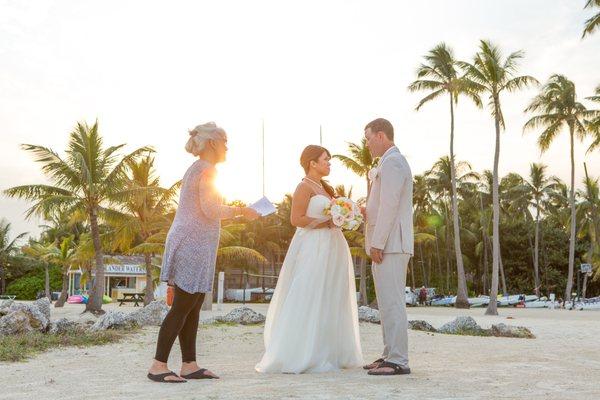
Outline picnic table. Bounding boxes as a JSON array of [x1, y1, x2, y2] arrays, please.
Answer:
[[0, 295, 16, 300], [118, 292, 145, 307]]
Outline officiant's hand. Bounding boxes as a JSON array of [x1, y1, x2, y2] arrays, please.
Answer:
[[370, 247, 384, 264], [241, 207, 260, 221]]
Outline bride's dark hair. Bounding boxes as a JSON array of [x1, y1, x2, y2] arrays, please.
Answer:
[[300, 145, 336, 198]]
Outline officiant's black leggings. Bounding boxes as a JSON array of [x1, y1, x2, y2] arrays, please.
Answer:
[[154, 286, 205, 363]]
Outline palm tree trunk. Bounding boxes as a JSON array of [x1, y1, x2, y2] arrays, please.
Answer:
[[409, 258, 416, 289], [444, 223, 451, 294], [448, 96, 469, 308], [533, 204, 541, 297], [44, 264, 51, 300], [0, 263, 5, 294], [85, 207, 105, 313], [360, 175, 370, 306], [427, 252, 432, 289], [359, 257, 368, 306], [434, 228, 443, 291], [479, 193, 489, 295], [565, 127, 576, 302], [144, 252, 155, 305], [419, 242, 427, 287], [499, 249, 508, 296], [486, 98, 501, 316], [55, 271, 69, 307]]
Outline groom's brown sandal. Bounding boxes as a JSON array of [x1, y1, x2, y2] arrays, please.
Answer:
[[180, 368, 219, 380], [367, 361, 411, 376], [147, 371, 187, 383], [363, 358, 385, 370]]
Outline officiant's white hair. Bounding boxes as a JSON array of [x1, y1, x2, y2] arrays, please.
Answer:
[[185, 122, 227, 156]]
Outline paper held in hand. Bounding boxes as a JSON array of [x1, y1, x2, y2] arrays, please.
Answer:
[[249, 196, 277, 216]]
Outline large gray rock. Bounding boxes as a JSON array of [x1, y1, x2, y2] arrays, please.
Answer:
[[128, 301, 169, 327], [90, 311, 138, 331], [0, 310, 34, 335], [0, 299, 14, 315], [49, 318, 85, 334], [219, 307, 265, 325], [438, 316, 484, 335], [4, 301, 49, 332], [33, 298, 51, 322], [491, 323, 535, 339], [409, 320, 437, 332], [358, 306, 381, 324]]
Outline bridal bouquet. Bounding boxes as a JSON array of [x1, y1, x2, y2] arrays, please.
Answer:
[[323, 197, 363, 231]]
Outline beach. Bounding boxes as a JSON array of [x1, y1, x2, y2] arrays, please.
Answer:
[[1, 303, 599, 400]]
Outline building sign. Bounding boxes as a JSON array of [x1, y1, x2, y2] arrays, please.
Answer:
[[104, 264, 146, 275], [580, 264, 592, 274]]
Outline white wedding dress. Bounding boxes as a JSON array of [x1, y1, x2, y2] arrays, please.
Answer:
[[255, 194, 363, 374]]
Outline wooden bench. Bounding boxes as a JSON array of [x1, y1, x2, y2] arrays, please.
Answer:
[[118, 293, 144, 307]]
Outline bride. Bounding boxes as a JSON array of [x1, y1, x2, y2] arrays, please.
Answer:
[[255, 145, 363, 374]]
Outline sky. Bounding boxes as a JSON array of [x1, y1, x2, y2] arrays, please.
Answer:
[[1, 0, 599, 240]]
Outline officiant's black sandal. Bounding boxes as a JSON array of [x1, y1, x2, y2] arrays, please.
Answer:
[[180, 368, 219, 380], [367, 361, 411, 376], [147, 371, 187, 383], [363, 358, 385, 370]]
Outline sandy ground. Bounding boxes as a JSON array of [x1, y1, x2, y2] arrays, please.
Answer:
[[1, 302, 599, 400]]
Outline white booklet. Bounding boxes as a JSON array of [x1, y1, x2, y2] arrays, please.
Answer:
[[249, 196, 277, 216]]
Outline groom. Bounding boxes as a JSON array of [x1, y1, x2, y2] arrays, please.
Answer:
[[363, 118, 413, 376]]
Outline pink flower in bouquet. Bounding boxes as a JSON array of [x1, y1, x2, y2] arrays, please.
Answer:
[[332, 214, 346, 227]]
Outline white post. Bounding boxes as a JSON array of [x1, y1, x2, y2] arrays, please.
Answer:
[[549, 293, 555, 310], [217, 271, 225, 311]]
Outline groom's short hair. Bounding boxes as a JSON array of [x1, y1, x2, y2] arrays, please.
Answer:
[[365, 118, 394, 141]]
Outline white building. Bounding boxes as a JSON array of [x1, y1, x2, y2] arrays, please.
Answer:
[[68, 255, 165, 300]]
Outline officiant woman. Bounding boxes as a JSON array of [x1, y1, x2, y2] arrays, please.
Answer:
[[147, 122, 259, 383]]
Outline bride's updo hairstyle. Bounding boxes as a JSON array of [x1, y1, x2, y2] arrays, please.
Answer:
[[185, 122, 227, 156], [300, 145, 336, 198]]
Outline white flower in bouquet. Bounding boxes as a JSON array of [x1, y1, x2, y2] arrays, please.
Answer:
[[324, 197, 363, 231]]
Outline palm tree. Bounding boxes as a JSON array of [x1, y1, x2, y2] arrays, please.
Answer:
[[518, 163, 558, 296], [577, 164, 600, 298], [334, 139, 378, 195], [4, 121, 151, 313], [524, 74, 600, 302], [240, 216, 284, 292], [460, 40, 538, 315], [582, 0, 600, 38], [21, 241, 55, 300], [408, 43, 482, 308], [110, 155, 180, 305], [0, 219, 27, 294], [43, 236, 77, 307], [587, 85, 600, 152], [334, 139, 378, 305]]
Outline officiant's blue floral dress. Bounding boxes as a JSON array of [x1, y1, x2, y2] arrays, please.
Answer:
[[160, 159, 235, 293]]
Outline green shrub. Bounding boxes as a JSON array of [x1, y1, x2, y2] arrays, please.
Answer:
[[5, 266, 62, 300]]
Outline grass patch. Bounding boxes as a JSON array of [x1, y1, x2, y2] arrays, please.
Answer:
[[0, 328, 138, 363], [451, 328, 492, 337], [203, 321, 239, 327]]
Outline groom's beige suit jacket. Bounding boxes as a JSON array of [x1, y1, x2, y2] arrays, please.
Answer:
[[365, 146, 414, 255]]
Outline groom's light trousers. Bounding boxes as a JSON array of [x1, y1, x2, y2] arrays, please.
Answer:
[[372, 253, 410, 367]]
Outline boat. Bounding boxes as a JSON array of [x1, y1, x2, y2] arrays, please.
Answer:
[[524, 297, 548, 308], [431, 296, 455, 306], [574, 297, 600, 311], [468, 296, 490, 307], [497, 295, 521, 307]]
